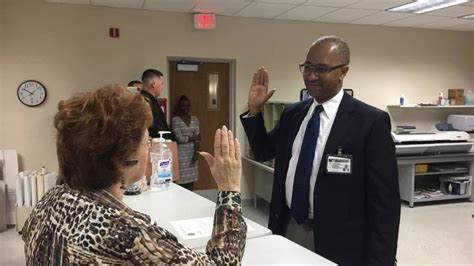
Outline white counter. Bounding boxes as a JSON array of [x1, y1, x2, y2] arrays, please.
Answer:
[[195, 234, 335, 264], [123, 184, 271, 249], [241, 235, 335, 265]]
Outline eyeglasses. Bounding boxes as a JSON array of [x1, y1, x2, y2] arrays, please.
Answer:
[[123, 159, 138, 166], [299, 63, 346, 76], [122, 138, 152, 167]]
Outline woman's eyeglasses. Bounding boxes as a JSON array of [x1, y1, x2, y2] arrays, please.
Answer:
[[122, 159, 138, 166], [122, 138, 152, 166]]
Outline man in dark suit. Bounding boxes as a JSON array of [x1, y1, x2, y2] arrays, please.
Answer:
[[240, 36, 400, 265], [140, 69, 175, 141]]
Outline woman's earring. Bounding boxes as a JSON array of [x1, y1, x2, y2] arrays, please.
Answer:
[[120, 179, 126, 190]]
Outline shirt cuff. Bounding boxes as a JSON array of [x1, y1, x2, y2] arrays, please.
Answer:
[[242, 112, 257, 118], [216, 191, 242, 213]]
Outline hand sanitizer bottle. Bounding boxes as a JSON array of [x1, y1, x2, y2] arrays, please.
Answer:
[[150, 131, 173, 191]]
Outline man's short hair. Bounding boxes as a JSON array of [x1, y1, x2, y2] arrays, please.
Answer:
[[141, 69, 163, 85], [127, 80, 142, 87], [313, 36, 350, 65]]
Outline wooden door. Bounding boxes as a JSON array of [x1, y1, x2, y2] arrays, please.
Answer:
[[169, 61, 230, 190]]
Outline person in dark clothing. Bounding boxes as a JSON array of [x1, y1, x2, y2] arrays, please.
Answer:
[[140, 69, 175, 140], [127, 80, 143, 92], [241, 36, 400, 265]]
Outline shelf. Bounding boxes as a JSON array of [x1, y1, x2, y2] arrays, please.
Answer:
[[388, 105, 474, 109], [242, 156, 275, 207], [413, 194, 471, 203], [415, 170, 469, 176], [397, 153, 474, 207], [242, 156, 274, 174], [397, 152, 474, 163]]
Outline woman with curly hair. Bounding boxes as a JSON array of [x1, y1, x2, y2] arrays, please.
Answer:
[[23, 85, 246, 265]]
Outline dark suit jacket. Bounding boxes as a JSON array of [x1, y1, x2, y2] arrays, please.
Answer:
[[141, 90, 176, 141], [241, 92, 400, 265]]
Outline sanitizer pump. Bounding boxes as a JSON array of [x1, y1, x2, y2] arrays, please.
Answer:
[[149, 131, 173, 191]]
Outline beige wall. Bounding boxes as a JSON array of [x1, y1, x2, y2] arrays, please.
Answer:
[[471, 33, 474, 93], [0, 0, 5, 153], [2, 0, 473, 198]]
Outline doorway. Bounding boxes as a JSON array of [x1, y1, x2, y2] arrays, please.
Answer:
[[168, 59, 234, 190]]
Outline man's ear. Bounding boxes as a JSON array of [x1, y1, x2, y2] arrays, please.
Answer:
[[339, 65, 349, 81]]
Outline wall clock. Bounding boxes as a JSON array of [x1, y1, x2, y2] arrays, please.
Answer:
[[17, 80, 47, 107]]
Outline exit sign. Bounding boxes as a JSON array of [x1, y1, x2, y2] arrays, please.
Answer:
[[194, 13, 216, 30]]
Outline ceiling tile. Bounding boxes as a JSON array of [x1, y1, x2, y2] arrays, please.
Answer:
[[313, 8, 378, 23], [91, 0, 144, 9], [303, 0, 358, 8], [192, 0, 251, 16], [418, 18, 472, 29], [46, 0, 91, 5], [255, 0, 306, 4], [347, 0, 414, 11], [350, 11, 415, 25], [276, 5, 337, 20], [144, 0, 196, 13], [234, 2, 295, 18], [447, 22, 474, 31], [425, 5, 474, 17], [384, 14, 446, 26], [43, 0, 474, 32]]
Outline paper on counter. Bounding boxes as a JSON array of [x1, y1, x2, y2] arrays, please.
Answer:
[[171, 217, 211, 240], [171, 217, 255, 240]]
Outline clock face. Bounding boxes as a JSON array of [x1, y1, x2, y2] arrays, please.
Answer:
[[17, 80, 47, 107]]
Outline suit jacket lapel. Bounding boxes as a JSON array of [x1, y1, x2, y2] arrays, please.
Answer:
[[319, 93, 355, 174]]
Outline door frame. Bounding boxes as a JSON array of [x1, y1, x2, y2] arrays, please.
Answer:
[[166, 56, 236, 132]]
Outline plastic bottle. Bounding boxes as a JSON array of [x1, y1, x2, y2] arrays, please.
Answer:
[[399, 94, 405, 106], [447, 183, 452, 195], [437, 92, 443, 106], [150, 131, 173, 191], [464, 90, 473, 105]]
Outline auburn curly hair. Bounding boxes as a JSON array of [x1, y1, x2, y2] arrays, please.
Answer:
[[54, 84, 152, 190]]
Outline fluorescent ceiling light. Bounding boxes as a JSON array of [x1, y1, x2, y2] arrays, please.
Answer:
[[387, 0, 469, 14], [459, 13, 474, 19]]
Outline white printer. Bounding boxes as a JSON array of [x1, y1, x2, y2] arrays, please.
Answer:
[[447, 115, 474, 132], [392, 131, 473, 155]]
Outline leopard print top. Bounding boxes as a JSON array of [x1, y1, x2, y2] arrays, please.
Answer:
[[22, 185, 247, 265]]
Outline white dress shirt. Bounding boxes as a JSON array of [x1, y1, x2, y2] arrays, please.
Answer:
[[285, 88, 344, 219]]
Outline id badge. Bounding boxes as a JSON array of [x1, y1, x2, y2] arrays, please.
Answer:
[[326, 147, 352, 175]]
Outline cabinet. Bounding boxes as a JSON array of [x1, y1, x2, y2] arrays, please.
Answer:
[[242, 157, 274, 207], [245, 101, 291, 167], [397, 153, 474, 207], [244, 101, 291, 207]]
